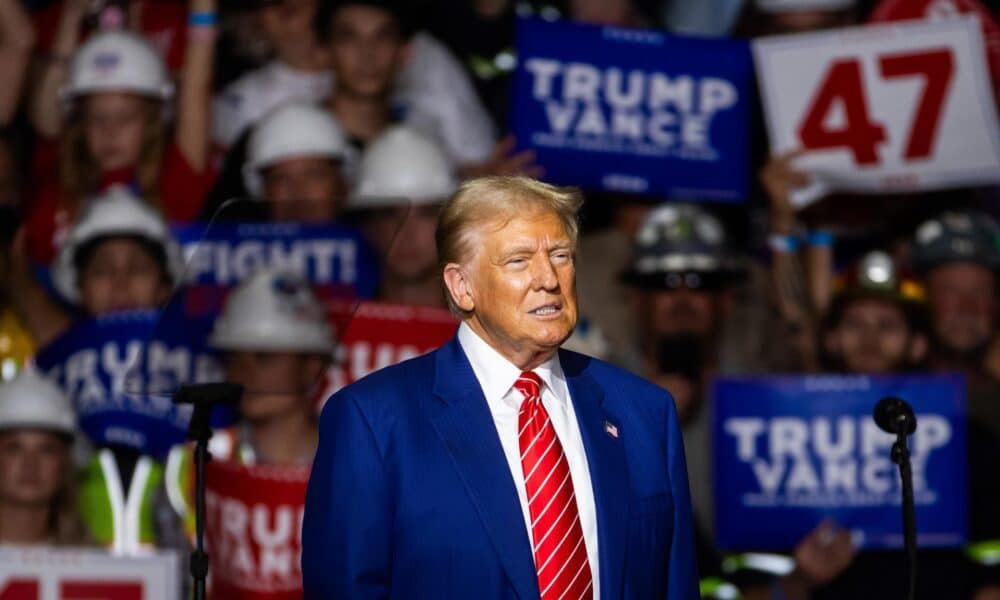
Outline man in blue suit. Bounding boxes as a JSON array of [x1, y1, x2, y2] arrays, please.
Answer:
[[303, 176, 699, 599]]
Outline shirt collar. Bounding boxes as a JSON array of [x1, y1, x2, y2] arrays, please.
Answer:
[[457, 322, 565, 405]]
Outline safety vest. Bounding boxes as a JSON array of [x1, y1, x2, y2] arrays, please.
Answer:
[[79, 448, 163, 554], [164, 427, 256, 538]]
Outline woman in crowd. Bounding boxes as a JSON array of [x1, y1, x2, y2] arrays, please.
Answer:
[[0, 369, 87, 546], [24, 0, 217, 265]]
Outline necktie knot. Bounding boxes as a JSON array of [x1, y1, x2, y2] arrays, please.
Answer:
[[514, 371, 543, 401]]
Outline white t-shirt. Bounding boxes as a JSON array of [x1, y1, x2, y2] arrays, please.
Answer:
[[211, 32, 496, 165]]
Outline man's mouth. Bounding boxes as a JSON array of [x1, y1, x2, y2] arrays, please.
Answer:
[[530, 303, 562, 316]]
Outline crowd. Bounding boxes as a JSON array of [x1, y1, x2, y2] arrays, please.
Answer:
[[0, 0, 997, 598]]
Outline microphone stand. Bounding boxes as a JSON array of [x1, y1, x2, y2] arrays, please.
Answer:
[[889, 411, 918, 600], [173, 383, 243, 600]]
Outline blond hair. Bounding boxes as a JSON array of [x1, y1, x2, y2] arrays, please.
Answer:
[[436, 176, 583, 314]]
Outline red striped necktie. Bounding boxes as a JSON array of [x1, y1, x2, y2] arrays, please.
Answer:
[[514, 371, 593, 600]]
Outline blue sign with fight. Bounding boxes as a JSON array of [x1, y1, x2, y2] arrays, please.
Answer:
[[172, 221, 380, 317], [512, 17, 754, 201], [712, 374, 967, 550], [34, 310, 230, 460]]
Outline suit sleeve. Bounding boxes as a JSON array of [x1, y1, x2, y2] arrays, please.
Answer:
[[663, 391, 701, 600], [302, 389, 391, 599]]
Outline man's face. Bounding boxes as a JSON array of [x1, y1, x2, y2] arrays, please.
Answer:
[[458, 210, 578, 363], [0, 430, 68, 508], [642, 287, 719, 340], [362, 203, 440, 281], [262, 157, 345, 222], [78, 238, 169, 315], [825, 298, 920, 374], [926, 263, 997, 355], [328, 5, 405, 100], [223, 351, 324, 423], [258, 0, 318, 51]]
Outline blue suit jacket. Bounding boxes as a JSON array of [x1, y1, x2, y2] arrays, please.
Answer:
[[302, 337, 699, 599]]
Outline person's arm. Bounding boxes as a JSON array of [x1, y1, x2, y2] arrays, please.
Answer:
[[662, 388, 700, 600], [0, 0, 36, 126], [774, 521, 857, 600], [302, 389, 391, 599], [7, 227, 72, 348], [29, 0, 88, 138], [174, 0, 215, 172]]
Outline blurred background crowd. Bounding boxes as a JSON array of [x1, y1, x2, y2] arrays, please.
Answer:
[[0, 0, 998, 598]]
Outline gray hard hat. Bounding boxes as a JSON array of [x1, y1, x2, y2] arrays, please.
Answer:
[[912, 210, 1000, 274]]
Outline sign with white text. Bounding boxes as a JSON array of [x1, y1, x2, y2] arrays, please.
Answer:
[[713, 374, 968, 551], [0, 547, 180, 600], [512, 17, 754, 202], [753, 17, 1000, 207]]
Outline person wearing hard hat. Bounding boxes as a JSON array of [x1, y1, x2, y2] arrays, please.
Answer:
[[349, 125, 457, 307], [819, 251, 929, 374], [24, 0, 217, 265], [9, 187, 182, 349], [0, 370, 89, 546], [242, 102, 352, 222], [165, 269, 332, 546]]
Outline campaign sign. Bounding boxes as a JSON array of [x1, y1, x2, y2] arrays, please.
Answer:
[[713, 374, 967, 551], [324, 302, 458, 399], [0, 547, 180, 600], [204, 459, 311, 599], [512, 17, 754, 202], [172, 222, 380, 317], [869, 0, 1000, 99], [34, 310, 227, 460], [753, 17, 1000, 207]]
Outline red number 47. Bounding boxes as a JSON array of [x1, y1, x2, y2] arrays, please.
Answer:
[[797, 48, 955, 166]]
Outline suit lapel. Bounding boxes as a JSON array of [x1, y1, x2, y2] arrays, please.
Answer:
[[562, 351, 630, 600], [428, 338, 539, 600]]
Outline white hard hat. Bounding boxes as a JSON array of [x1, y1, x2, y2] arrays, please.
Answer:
[[51, 186, 184, 304], [0, 369, 76, 436], [755, 0, 855, 12], [209, 269, 335, 354], [349, 125, 457, 209], [64, 31, 173, 101], [242, 103, 351, 198]]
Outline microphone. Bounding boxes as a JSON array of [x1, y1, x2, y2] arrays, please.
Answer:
[[873, 396, 917, 436], [873, 396, 918, 600]]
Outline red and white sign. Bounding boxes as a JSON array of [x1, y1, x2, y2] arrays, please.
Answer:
[[204, 459, 311, 600], [753, 17, 1000, 207], [870, 0, 1000, 98], [0, 548, 180, 600], [325, 302, 458, 396]]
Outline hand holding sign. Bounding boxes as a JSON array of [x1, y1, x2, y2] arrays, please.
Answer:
[[754, 17, 1000, 208]]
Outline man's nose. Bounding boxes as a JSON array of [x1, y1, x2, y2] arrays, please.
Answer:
[[531, 256, 560, 291]]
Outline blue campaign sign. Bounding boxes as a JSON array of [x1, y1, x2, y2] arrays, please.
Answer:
[[712, 374, 967, 551], [34, 310, 232, 461], [511, 17, 754, 202], [172, 222, 380, 316]]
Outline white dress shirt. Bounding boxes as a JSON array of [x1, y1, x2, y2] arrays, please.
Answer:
[[458, 323, 600, 598]]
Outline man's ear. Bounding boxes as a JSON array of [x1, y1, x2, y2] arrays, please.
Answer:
[[443, 263, 475, 313]]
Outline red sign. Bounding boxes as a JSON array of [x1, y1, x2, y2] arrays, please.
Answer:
[[325, 302, 458, 396], [204, 460, 311, 600], [870, 0, 1000, 99]]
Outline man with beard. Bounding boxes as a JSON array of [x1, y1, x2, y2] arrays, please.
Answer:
[[912, 211, 1000, 439]]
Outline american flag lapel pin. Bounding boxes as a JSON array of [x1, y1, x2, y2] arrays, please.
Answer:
[[604, 420, 619, 439]]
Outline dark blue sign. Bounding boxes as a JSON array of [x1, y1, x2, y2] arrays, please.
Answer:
[[34, 310, 231, 461], [172, 222, 380, 317], [713, 374, 967, 550], [512, 17, 753, 202]]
